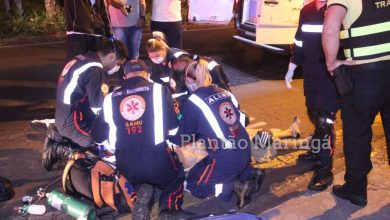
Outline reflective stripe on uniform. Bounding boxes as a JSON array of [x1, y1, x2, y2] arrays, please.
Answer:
[[188, 94, 233, 149], [294, 39, 303, 47], [340, 21, 390, 39], [228, 92, 246, 127], [215, 183, 223, 197], [160, 77, 170, 83], [208, 61, 218, 70], [169, 127, 179, 136], [172, 91, 188, 99], [63, 62, 103, 105], [103, 93, 117, 154], [174, 51, 187, 58], [301, 24, 323, 33], [153, 83, 164, 145], [344, 42, 390, 58], [91, 107, 101, 115], [326, 118, 334, 124]]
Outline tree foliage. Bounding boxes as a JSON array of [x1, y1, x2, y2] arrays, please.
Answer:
[[44, 0, 63, 17]]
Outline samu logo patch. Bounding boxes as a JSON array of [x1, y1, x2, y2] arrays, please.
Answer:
[[120, 95, 146, 121], [219, 102, 237, 125]]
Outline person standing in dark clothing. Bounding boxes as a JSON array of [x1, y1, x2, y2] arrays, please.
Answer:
[[323, 0, 390, 206], [150, 0, 184, 49], [64, 0, 112, 60], [285, 0, 340, 191], [2, 0, 23, 18]]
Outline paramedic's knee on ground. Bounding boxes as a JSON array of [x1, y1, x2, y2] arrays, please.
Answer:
[[168, 59, 263, 209], [43, 40, 127, 172], [92, 60, 189, 219]]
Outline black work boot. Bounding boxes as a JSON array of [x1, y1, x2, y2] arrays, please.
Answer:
[[42, 125, 74, 171], [332, 184, 367, 206], [42, 137, 72, 171], [133, 183, 154, 220], [234, 169, 265, 209], [298, 151, 320, 162], [308, 166, 333, 191]]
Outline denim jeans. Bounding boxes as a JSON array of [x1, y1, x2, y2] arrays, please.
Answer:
[[112, 26, 142, 60], [3, 0, 23, 17]]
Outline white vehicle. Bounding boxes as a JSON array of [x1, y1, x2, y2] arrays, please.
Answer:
[[233, 0, 309, 53]]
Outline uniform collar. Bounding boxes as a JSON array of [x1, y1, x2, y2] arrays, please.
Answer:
[[120, 76, 149, 86]]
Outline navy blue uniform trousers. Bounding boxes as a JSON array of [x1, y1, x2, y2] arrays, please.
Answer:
[[341, 62, 390, 194]]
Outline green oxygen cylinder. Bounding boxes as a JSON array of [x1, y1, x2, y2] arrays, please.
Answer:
[[46, 190, 96, 220]]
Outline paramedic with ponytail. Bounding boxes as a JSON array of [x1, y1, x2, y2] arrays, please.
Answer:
[[169, 59, 264, 209], [145, 38, 230, 92], [92, 60, 191, 219], [145, 38, 189, 87]]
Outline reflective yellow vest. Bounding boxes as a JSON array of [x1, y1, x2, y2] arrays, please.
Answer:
[[339, 0, 390, 60]]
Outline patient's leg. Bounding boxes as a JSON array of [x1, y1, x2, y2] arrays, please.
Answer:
[[270, 116, 301, 139], [273, 135, 312, 150]]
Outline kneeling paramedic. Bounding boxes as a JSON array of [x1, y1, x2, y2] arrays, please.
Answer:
[[92, 60, 189, 219], [42, 40, 128, 171], [169, 59, 264, 209]]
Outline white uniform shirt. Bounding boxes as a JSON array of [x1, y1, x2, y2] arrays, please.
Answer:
[[151, 0, 182, 22]]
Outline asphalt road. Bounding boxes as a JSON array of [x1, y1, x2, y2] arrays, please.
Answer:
[[0, 27, 388, 219]]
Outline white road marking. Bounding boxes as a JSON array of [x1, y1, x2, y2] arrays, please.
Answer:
[[247, 121, 267, 129], [31, 119, 55, 127]]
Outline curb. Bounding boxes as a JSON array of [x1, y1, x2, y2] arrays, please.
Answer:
[[0, 22, 233, 46], [0, 32, 66, 46]]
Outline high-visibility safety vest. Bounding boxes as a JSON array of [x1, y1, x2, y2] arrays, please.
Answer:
[[339, 0, 390, 60]]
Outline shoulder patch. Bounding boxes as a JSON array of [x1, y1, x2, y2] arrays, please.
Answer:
[[219, 102, 237, 125], [61, 59, 77, 77], [120, 95, 146, 121], [76, 54, 86, 61], [101, 83, 109, 95]]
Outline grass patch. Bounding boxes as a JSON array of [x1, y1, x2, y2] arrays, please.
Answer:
[[0, 0, 189, 39], [0, 8, 65, 39]]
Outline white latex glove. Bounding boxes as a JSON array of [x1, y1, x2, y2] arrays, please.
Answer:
[[285, 62, 297, 89], [170, 78, 177, 91]]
